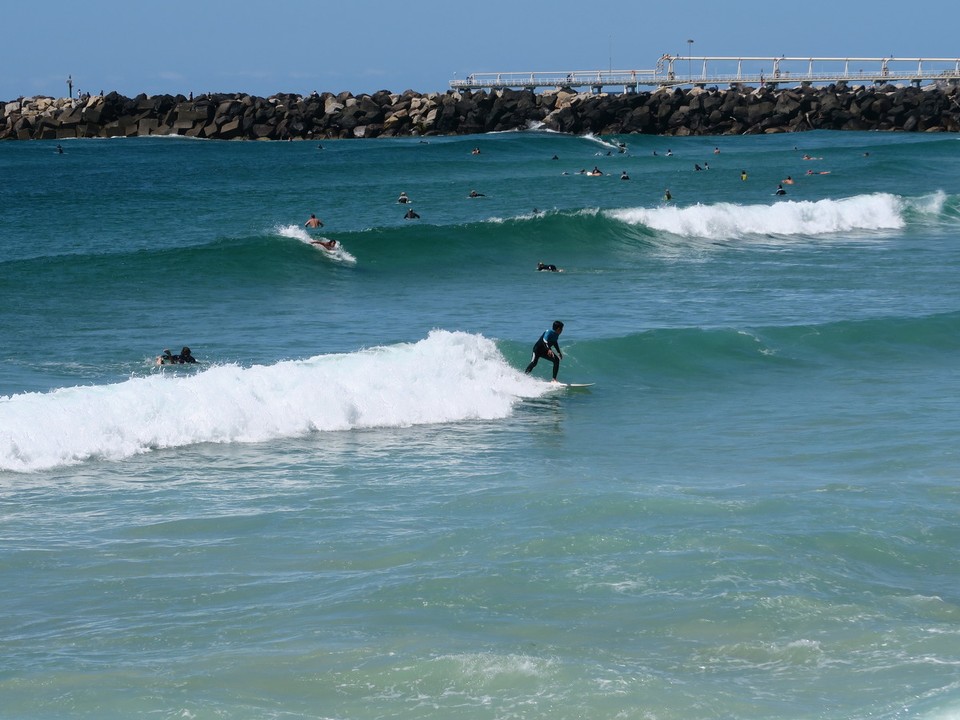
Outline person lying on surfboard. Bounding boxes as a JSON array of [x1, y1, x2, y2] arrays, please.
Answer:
[[310, 238, 337, 250], [524, 320, 564, 382], [156, 346, 197, 365]]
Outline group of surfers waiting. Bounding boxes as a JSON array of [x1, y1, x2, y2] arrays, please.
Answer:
[[300, 144, 835, 274]]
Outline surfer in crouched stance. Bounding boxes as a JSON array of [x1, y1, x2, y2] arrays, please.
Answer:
[[524, 320, 564, 382]]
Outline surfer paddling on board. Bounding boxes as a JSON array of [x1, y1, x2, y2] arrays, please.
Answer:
[[156, 346, 197, 366], [524, 320, 564, 382], [304, 214, 324, 229], [310, 238, 338, 250]]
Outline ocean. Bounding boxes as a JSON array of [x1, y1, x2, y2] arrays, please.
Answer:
[[1, 128, 959, 719]]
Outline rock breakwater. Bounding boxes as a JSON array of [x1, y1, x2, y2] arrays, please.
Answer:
[[3, 83, 959, 141]]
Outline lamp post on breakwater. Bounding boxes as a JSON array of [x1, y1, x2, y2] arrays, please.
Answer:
[[687, 39, 693, 78]]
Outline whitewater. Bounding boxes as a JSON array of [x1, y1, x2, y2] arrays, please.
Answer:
[[0, 332, 550, 472]]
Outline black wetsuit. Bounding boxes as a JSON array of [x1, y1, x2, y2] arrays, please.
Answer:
[[524, 328, 562, 379]]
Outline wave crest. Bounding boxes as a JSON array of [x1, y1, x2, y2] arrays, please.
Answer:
[[607, 193, 906, 240], [0, 331, 548, 472]]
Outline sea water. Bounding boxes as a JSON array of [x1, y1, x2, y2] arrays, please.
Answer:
[[1, 129, 959, 719]]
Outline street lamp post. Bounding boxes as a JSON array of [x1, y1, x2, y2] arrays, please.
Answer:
[[686, 39, 694, 79]]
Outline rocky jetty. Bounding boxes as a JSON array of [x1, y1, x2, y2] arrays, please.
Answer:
[[3, 83, 959, 141]]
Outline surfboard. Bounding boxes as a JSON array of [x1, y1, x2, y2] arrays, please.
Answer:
[[311, 240, 357, 265], [562, 382, 595, 388]]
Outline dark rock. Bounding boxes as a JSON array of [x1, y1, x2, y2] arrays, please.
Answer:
[[4, 84, 959, 141]]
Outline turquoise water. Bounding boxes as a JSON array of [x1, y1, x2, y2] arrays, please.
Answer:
[[2, 130, 960, 719]]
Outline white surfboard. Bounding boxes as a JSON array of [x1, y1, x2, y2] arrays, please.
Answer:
[[312, 241, 357, 265]]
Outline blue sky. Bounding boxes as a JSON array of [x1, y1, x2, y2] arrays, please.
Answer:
[[4, 0, 958, 100]]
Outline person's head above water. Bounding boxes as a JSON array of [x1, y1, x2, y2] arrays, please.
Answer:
[[552, 321, 564, 332]]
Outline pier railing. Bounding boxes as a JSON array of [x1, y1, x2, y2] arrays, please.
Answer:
[[451, 57, 960, 93]]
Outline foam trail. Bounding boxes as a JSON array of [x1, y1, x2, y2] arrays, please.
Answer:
[[275, 223, 357, 264], [583, 132, 623, 151], [0, 332, 549, 472], [607, 193, 906, 240]]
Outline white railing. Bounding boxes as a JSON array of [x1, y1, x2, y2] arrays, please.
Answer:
[[451, 57, 960, 91], [452, 69, 657, 90]]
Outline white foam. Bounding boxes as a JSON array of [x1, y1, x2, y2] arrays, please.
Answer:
[[0, 331, 549, 472], [583, 132, 623, 151], [275, 223, 357, 264], [607, 193, 906, 240]]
